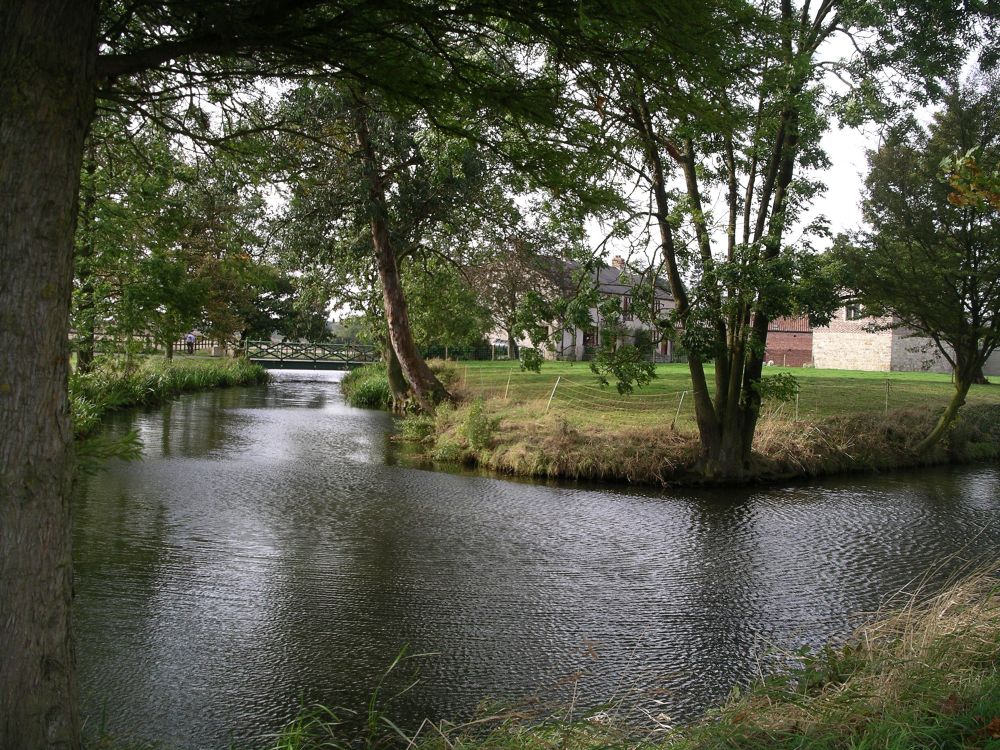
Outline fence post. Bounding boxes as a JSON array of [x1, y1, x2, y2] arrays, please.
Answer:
[[670, 390, 687, 430], [795, 391, 799, 421], [885, 378, 890, 415], [504, 369, 512, 400], [545, 376, 561, 413]]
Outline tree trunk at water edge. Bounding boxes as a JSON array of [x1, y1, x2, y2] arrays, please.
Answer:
[[0, 3, 97, 748], [383, 337, 411, 412], [350, 97, 450, 412]]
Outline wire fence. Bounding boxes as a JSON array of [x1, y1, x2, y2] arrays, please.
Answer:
[[451, 365, 983, 426]]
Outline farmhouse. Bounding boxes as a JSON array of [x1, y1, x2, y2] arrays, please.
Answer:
[[546, 256, 675, 361]]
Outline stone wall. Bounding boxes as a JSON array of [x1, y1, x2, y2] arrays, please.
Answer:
[[812, 307, 893, 371], [889, 331, 952, 374], [813, 329, 893, 371], [985, 350, 1000, 377]]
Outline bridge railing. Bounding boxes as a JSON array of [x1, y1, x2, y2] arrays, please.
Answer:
[[243, 340, 379, 365]]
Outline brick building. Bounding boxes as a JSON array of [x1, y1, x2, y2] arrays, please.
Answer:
[[764, 316, 813, 367]]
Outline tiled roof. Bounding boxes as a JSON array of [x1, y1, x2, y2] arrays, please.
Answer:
[[560, 260, 673, 299], [768, 316, 812, 332]]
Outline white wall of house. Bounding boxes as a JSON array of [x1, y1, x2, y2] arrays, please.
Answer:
[[812, 307, 954, 374], [984, 350, 1000, 377], [812, 308, 894, 371]]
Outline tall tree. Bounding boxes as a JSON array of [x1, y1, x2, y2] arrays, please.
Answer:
[[1, 4, 97, 746], [275, 81, 530, 408], [559, 1, 994, 479], [839, 76, 1000, 452]]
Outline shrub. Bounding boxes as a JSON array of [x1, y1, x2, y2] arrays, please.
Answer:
[[342, 363, 392, 409], [425, 358, 459, 388], [397, 414, 436, 442], [464, 398, 499, 451]]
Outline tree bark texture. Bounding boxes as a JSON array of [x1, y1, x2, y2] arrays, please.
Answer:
[[383, 337, 411, 412], [350, 99, 450, 412], [0, 3, 97, 748]]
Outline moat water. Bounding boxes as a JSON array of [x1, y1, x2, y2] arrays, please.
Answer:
[[73, 371, 1000, 748]]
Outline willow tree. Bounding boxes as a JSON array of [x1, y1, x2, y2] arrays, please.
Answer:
[[565, 0, 995, 480]]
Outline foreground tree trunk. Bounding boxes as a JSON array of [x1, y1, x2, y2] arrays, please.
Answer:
[[0, 3, 97, 748], [350, 96, 450, 412]]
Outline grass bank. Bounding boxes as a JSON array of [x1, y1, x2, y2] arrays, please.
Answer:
[[70, 356, 268, 438], [341, 362, 392, 409], [266, 561, 1000, 750], [396, 362, 1000, 486]]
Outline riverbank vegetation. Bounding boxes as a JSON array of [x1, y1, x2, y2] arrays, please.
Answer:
[[343, 361, 460, 412], [70, 356, 268, 438], [266, 562, 1000, 750], [396, 362, 1000, 485]]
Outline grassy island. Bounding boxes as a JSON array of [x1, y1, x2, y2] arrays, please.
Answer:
[[346, 361, 1000, 486]]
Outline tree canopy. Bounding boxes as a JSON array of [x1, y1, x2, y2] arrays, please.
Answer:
[[839, 75, 1000, 451]]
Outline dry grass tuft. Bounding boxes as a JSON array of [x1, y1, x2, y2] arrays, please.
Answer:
[[406, 400, 1000, 487]]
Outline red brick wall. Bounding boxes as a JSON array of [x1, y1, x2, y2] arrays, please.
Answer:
[[765, 332, 813, 367]]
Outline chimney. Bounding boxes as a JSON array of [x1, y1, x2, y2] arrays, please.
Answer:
[[611, 255, 626, 269]]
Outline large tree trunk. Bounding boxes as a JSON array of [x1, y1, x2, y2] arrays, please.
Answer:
[[350, 97, 450, 412], [383, 336, 411, 413], [507, 333, 519, 360], [0, 3, 97, 749]]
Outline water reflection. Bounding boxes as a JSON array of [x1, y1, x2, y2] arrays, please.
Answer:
[[73, 371, 1000, 749]]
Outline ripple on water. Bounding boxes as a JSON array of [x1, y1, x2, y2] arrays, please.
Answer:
[[73, 375, 1000, 749]]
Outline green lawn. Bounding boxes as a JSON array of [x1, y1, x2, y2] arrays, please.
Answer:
[[448, 360, 1000, 430]]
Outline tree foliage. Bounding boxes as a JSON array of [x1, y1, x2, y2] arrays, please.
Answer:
[[839, 76, 1000, 451]]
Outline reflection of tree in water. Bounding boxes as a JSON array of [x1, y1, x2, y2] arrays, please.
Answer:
[[634, 491, 766, 720], [135, 388, 261, 459], [73, 477, 174, 735]]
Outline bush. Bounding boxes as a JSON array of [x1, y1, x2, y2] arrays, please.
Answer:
[[397, 414, 436, 442], [342, 363, 392, 409], [425, 358, 459, 388], [464, 398, 499, 451]]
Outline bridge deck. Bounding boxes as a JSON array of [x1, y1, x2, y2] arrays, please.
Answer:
[[244, 341, 378, 370]]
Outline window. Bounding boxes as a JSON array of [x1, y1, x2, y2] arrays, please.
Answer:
[[622, 295, 633, 321], [583, 329, 598, 348], [845, 304, 865, 321]]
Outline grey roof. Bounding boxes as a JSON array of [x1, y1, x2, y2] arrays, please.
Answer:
[[560, 259, 673, 299]]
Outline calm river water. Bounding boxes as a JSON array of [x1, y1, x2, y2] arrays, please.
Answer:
[[73, 371, 1000, 749]]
